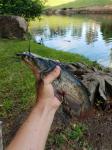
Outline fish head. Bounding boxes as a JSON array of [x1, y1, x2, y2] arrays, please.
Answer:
[[17, 52, 60, 73]]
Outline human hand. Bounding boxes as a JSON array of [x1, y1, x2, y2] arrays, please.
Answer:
[[24, 59, 61, 112], [37, 66, 61, 111]]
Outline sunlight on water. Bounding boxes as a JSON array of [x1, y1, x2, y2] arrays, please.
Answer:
[[30, 15, 112, 67]]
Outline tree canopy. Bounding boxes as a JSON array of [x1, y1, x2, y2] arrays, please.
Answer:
[[0, 0, 44, 20]]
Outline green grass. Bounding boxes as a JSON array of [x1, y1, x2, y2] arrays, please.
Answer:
[[2, 99, 13, 112], [46, 0, 112, 9], [46, 0, 74, 7]]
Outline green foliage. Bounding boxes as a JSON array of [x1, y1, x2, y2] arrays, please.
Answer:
[[54, 133, 65, 147], [67, 123, 87, 141], [0, 0, 44, 20], [101, 23, 112, 42]]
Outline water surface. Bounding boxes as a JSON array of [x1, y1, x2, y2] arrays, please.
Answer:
[[30, 15, 112, 67]]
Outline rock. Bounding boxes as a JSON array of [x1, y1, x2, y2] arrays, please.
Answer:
[[0, 16, 28, 39]]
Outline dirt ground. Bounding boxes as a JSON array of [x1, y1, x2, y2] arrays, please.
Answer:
[[49, 108, 112, 150], [2, 104, 112, 150], [84, 110, 112, 150]]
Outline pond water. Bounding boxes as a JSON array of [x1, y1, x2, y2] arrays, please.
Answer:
[[30, 15, 112, 67]]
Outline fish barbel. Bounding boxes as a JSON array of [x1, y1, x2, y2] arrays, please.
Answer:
[[17, 52, 91, 117]]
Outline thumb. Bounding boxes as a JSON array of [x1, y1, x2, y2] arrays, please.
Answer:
[[43, 66, 61, 84]]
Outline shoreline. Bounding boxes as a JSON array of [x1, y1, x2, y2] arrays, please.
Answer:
[[44, 6, 112, 15]]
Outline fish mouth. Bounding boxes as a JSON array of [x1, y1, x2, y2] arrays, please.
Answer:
[[16, 52, 37, 60]]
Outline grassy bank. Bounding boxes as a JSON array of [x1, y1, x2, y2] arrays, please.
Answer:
[[46, 0, 112, 9], [0, 39, 95, 145]]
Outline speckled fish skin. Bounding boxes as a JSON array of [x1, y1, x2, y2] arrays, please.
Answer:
[[17, 52, 91, 117]]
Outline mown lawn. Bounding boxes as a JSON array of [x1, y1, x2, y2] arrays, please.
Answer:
[[46, 0, 112, 8], [0, 39, 95, 146]]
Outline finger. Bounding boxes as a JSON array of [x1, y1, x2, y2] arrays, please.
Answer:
[[44, 66, 61, 84], [23, 58, 40, 80]]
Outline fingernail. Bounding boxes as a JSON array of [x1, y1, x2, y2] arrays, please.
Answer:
[[56, 66, 60, 69]]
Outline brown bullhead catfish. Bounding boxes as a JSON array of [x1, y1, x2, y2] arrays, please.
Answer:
[[17, 52, 91, 117]]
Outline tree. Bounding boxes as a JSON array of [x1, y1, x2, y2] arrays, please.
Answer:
[[0, 0, 44, 20]]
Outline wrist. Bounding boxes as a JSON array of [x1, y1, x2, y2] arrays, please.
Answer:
[[35, 99, 57, 114]]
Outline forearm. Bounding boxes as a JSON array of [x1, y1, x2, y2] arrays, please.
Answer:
[[7, 66, 61, 150], [7, 101, 56, 150]]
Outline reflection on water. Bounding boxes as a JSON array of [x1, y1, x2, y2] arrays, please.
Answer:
[[30, 15, 112, 67], [101, 23, 112, 43]]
